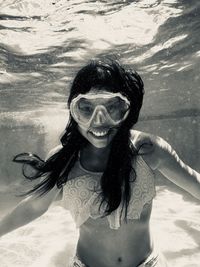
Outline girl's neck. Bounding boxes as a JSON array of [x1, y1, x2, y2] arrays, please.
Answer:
[[82, 143, 111, 158], [80, 144, 111, 172]]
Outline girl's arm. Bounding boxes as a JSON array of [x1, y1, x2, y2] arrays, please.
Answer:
[[131, 130, 200, 200], [0, 185, 61, 238], [0, 145, 64, 238]]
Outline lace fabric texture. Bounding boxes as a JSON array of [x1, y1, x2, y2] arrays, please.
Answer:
[[60, 155, 156, 229]]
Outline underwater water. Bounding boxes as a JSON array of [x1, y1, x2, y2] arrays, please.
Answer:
[[0, 0, 200, 266]]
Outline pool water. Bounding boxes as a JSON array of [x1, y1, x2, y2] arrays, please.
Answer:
[[0, 0, 199, 266]]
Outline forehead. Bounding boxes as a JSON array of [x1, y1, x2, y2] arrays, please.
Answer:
[[78, 90, 123, 100], [79, 97, 120, 106], [89, 86, 113, 94], [73, 90, 130, 106], [79, 94, 121, 105]]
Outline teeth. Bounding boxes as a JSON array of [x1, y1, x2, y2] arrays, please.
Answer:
[[90, 130, 108, 137]]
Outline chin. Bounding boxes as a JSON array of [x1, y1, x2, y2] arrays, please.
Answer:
[[91, 140, 110, 148]]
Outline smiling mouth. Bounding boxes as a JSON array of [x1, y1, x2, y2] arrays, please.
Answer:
[[89, 129, 110, 137]]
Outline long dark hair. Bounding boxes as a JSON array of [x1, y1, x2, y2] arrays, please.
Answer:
[[13, 59, 144, 220]]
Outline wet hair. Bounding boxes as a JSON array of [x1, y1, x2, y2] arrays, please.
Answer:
[[13, 59, 144, 221]]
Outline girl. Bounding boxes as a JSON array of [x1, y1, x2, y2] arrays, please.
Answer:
[[1, 60, 200, 267]]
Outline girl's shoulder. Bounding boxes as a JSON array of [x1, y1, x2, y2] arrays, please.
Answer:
[[129, 129, 171, 170], [130, 129, 156, 153], [130, 132, 200, 200], [45, 144, 63, 161]]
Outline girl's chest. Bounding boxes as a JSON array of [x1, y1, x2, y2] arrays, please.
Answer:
[[60, 156, 156, 230]]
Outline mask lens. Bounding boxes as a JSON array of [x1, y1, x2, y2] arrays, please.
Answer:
[[105, 97, 129, 121], [77, 98, 95, 122]]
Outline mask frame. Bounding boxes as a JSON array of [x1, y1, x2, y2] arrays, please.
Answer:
[[70, 92, 130, 128]]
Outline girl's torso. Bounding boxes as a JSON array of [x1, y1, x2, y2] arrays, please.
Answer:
[[77, 203, 153, 267], [60, 153, 156, 267]]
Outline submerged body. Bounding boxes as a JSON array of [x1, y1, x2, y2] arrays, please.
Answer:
[[55, 128, 200, 267], [58, 131, 161, 267], [63, 168, 154, 266], [3, 60, 199, 267]]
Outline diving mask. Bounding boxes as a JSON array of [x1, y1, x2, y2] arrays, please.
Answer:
[[70, 92, 130, 128]]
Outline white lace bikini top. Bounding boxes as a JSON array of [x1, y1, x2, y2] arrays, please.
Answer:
[[60, 155, 156, 230]]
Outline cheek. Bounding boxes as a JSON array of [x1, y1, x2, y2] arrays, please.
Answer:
[[78, 125, 88, 139]]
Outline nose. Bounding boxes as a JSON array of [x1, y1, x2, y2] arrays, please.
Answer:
[[91, 109, 107, 126]]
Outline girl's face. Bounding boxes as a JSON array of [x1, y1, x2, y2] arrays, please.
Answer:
[[70, 87, 130, 148]]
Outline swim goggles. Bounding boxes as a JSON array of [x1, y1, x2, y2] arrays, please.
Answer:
[[70, 92, 130, 127]]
